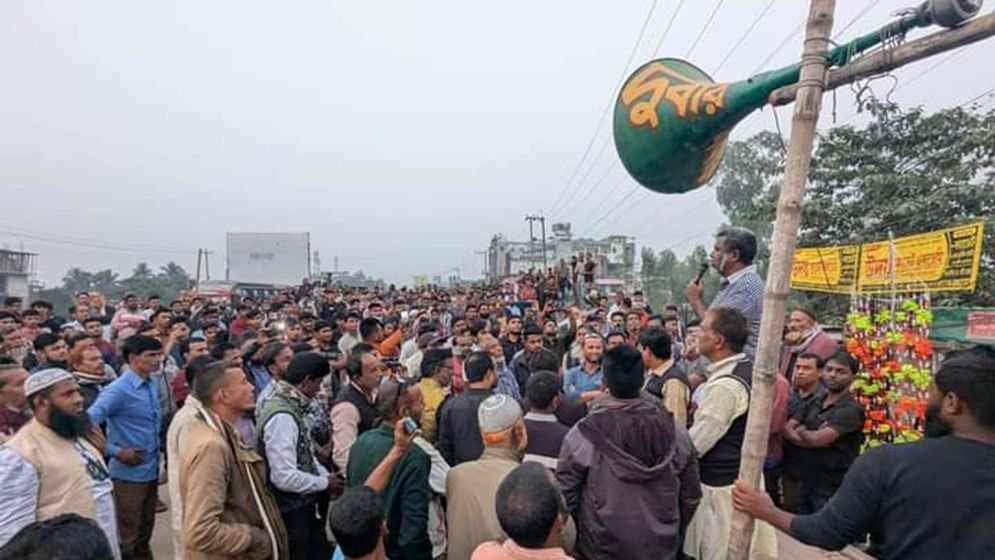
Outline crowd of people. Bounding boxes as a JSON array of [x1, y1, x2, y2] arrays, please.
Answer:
[[0, 226, 992, 560]]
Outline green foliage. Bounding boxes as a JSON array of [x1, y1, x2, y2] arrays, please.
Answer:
[[712, 101, 995, 321], [640, 245, 719, 317], [44, 262, 192, 313]]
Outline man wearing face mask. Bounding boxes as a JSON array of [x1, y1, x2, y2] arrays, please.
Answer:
[[684, 226, 764, 359], [0, 368, 120, 557], [734, 345, 995, 560]]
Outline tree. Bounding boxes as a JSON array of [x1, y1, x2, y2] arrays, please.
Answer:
[[714, 101, 995, 319], [640, 245, 720, 319], [43, 262, 192, 310], [62, 268, 94, 296]]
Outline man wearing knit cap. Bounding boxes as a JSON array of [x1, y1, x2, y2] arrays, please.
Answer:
[[445, 393, 527, 560], [0, 368, 120, 558]]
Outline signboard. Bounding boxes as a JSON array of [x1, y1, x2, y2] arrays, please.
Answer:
[[967, 311, 995, 340], [790, 222, 985, 294], [931, 308, 995, 344], [789, 245, 859, 293], [226, 232, 311, 286], [857, 223, 984, 293]]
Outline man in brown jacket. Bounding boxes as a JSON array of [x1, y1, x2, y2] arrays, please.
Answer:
[[181, 361, 288, 559]]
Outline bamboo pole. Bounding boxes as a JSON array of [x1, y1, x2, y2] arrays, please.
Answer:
[[768, 10, 995, 106], [727, 1, 836, 558]]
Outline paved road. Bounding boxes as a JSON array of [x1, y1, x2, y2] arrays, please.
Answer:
[[151, 489, 174, 559], [149, 486, 870, 560]]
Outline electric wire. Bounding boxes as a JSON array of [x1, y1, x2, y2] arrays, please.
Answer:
[[0, 226, 194, 254], [685, 0, 729, 59], [712, 0, 778, 75], [546, 0, 661, 216]]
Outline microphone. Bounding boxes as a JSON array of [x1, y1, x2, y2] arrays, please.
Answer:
[[695, 263, 708, 284]]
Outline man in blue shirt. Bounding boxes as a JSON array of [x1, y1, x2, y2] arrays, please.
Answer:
[[88, 334, 165, 560], [684, 226, 764, 359], [562, 334, 604, 402]]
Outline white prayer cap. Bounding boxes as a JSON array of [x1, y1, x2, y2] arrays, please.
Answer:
[[25, 368, 74, 397], [478, 394, 523, 433]]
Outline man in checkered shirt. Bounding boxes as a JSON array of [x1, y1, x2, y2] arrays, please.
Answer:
[[684, 226, 763, 359]]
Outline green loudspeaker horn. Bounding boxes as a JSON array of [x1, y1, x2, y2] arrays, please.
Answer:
[[613, 1, 980, 195]]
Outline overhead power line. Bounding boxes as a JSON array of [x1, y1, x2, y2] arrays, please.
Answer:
[[547, 0, 661, 217], [713, 0, 777, 75], [833, 0, 879, 40], [651, 0, 687, 57], [0, 226, 195, 254], [685, 0, 729, 59], [750, 20, 805, 75]]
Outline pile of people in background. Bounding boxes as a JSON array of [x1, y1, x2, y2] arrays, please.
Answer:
[[0, 226, 992, 560]]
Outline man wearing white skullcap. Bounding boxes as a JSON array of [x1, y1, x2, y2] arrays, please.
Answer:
[[445, 392, 527, 560], [0, 368, 121, 558]]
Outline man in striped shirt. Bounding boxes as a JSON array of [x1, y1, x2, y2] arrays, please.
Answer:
[[684, 226, 764, 359]]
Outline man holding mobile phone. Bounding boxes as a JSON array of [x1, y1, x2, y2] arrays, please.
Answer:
[[346, 379, 433, 560]]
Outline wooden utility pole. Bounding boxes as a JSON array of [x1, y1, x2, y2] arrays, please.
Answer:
[[769, 11, 995, 106], [727, 1, 836, 558], [195, 249, 203, 288]]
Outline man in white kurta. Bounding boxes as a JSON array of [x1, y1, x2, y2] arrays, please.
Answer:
[[683, 309, 777, 560]]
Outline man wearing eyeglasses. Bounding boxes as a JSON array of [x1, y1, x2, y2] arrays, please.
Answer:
[[0, 368, 120, 558]]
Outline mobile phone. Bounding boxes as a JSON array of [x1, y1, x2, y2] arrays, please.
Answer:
[[402, 417, 419, 434]]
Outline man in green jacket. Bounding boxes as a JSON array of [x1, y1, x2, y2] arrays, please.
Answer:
[[346, 379, 432, 560]]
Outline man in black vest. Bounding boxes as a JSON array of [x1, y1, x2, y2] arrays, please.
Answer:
[[639, 327, 691, 426], [682, 307, 777, 560], [330, 343, 382, 473], [256, 351, 339, 559]]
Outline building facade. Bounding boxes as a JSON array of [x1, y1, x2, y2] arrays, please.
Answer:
[[486, 223, 635, 283], [0, 250, 37, 300]]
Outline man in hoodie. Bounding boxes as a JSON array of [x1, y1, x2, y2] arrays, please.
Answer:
[[556, 344, 701, 560]]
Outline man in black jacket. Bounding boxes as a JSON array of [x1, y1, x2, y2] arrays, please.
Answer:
[[437, 351, 496, 466]]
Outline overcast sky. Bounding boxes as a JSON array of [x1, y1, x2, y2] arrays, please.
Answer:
[[2, 1, 992, 287]]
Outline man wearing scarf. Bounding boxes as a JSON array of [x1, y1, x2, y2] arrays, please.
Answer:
[[257, 352, 340, 559], [778, 309, 839, 382]]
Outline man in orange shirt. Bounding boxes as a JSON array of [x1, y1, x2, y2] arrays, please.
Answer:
[[359, 318, 404, 360]]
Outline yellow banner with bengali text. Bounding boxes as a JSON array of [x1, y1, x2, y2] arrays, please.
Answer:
[[790, 222, 985, 294], [790, 245, 860, 293]]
